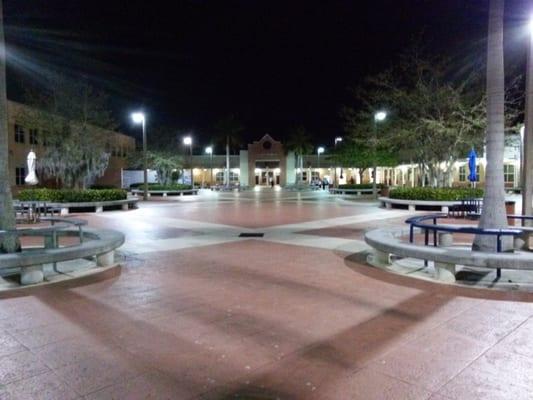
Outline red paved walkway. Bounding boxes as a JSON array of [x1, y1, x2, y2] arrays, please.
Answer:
[[1, 191, 532, 399]]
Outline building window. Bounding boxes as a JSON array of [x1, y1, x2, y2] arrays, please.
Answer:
[[14, 124, 25, 143], [458, 166, 465, 182], [215, 171, 238, 183], [311, 171, 320, 180], [29, 129, 38, 145], [504, 164, 515, 184], [15, 167, 26, 185], [459, 165, 480, 182], [302, 171, 308, 181]]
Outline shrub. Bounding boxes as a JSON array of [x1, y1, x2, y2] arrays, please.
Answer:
[[129, 183, 192, 191], [389, 187, 484, 201], [17, 188, 127, 202]]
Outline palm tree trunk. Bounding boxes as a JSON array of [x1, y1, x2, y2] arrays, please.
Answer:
[[0, 0, 19, 252], [473, 0, 509, 252]]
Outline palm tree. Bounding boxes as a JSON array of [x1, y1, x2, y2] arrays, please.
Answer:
[[214, 115, 244, 187], [473, 0, 509, 252], [286, 126, 313, 186], [0, 0, 18, 253]]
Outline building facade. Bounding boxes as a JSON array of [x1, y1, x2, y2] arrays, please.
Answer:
[[7, 100, 135, 193], [183, 134, 522, 190]]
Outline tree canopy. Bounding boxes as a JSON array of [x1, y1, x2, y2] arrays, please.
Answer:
[[19, 75, 117, 189], [342, 46, 521, 187]]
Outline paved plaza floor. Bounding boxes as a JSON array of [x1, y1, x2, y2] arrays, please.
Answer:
[[1, 189, 533, 399]]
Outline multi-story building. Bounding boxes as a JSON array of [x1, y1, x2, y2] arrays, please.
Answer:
[[7, 100, 136, 193]]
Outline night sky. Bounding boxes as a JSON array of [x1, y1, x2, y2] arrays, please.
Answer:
[[3, 0, 532, 148]]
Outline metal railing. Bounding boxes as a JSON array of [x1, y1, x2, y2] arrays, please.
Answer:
[[405, 213, 523, 278]]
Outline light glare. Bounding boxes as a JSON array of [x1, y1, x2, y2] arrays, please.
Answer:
[[183, 136, 192, 145], [374, 111, 387, 122], [131, 112, 145, 124]]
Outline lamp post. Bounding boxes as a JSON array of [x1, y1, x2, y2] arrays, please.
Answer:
[[373, 110, 387, 198], [317, 146, 324, 184], [205, 146, 213, 187], [131, 112, 147, 201], [523, 16, 533, 224], [183, 136, 193, 187], [334, 136, 342, 188]]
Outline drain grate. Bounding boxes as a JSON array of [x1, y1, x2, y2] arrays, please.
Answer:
[[239, 232, 264, 238]]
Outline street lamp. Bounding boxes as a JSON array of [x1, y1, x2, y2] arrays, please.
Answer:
[[183, 136, 193, 188], [131, 112, 147, 201], [205, 146, 213, 187], [334, 137, 342, 188], [317, 146, 324, 182], [373, 110, 387, 198]]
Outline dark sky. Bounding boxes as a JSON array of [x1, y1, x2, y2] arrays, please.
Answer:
[[3, 0, 532, 148]]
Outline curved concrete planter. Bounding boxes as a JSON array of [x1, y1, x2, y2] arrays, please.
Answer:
[[364, 226, 533, 284], [44, 198, 139, 215], [379, 197, 461, 212], [0, 227, 125, 285], [130, 189, 198, 197]]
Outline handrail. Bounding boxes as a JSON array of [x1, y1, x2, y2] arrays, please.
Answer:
[[0, 217, 87, 251], [405, 214, 523, 269]]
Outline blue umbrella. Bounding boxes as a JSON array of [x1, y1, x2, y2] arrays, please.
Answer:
[[468, 149, 477, 182]]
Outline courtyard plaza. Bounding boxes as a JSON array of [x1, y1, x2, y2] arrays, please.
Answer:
[[0, 189, 532, 399]]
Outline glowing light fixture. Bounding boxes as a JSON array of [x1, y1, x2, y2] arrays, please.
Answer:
[[374, 111, 387, 122], [317, 147, 325, 155], [131, 112, 145, 124], [131, 111, 147, 200]]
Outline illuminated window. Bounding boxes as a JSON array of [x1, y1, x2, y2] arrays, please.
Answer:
[[215, 171, 239, 183], [459, 166, 466, 182], [504, 164, 515, 184]]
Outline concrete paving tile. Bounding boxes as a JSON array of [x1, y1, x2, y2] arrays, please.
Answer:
[[53, 353, 147, 396], [369, 328, 490, 392], [85, 371, 197, 400], [0, 351, 50, 385], [1, 371, 79, 400], [318, 367, 432, 400]]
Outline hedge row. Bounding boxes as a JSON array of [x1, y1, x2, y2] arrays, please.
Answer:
[[338, 184, 383, 190], [129, 183, 192, 191], [17, 188, 127, 203], [389, 187, 484, 201]]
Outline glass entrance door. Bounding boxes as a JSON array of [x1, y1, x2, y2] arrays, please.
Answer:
[[261, 171, 274, 185]]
